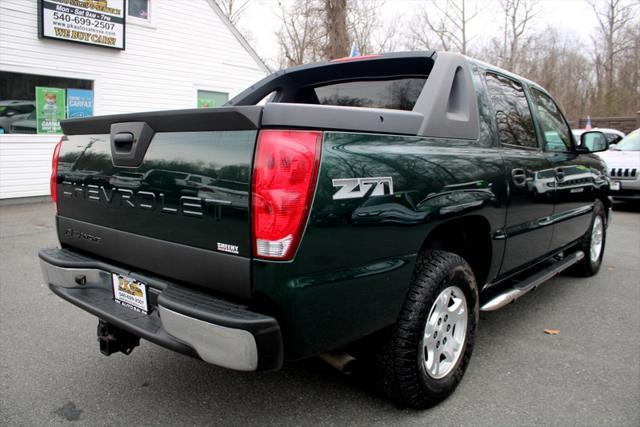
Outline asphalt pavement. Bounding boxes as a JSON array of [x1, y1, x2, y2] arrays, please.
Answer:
[[1, 201, 638, 426]]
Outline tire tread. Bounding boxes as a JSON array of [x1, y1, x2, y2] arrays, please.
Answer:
[[376, 250, 478, 408]]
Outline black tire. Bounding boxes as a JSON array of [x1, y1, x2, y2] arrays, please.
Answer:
[[375, 250, 479, 409], [568, 200, 607, 277]]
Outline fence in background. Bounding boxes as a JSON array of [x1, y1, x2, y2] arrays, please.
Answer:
[[569, 112, 640, 134]]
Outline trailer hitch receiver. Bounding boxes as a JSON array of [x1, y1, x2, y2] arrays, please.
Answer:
[[97, 320, 140, 356]]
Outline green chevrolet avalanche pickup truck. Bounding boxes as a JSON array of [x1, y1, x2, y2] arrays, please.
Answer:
[[40, 52, 613, 408]]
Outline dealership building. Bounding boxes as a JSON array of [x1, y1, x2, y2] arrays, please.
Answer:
[[0, 0, 268, 199]]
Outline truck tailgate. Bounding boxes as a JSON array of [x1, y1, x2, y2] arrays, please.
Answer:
[[55, 107, 261, 299]]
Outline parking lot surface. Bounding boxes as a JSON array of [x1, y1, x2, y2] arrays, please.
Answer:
[[1, 201, 638, 426]]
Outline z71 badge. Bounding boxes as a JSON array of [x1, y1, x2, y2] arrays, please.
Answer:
[[332, 177, 394, 200]]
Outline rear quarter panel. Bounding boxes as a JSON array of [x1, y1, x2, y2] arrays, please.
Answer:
[[253, 131, 508, 360]]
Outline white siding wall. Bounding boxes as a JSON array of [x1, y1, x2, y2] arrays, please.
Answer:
[[0, 135, 59, 199], [0, 0, 267, 199]]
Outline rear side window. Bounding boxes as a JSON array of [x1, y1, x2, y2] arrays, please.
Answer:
[[313, 79, 426, 110], [485, 72, 537, 149], [529, 88, 573, 152]]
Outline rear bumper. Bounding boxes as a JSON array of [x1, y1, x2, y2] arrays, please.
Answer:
[[39, 248, 283, 371]]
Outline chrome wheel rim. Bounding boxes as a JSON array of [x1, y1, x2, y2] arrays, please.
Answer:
[[421, 286, 468, 379], [590, 216, 604, 263]]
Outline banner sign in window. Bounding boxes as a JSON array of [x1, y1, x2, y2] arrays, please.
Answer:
[[39, 0, 126, 50], [36, 87, 66, 134], [67, 89, 94, 118]]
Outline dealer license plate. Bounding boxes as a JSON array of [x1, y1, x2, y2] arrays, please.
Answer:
[[610, 181, 621, 191], [112, 274, 148, 314]]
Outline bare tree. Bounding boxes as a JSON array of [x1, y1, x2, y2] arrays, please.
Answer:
[[348, 0, 398, 55], [409, 0, 479, 55], [616, 24, 640, 114], [276, 0, 326, 67], [214, 0, 252, 26], [515, 27, 595, 120], [490, 0, 537, 73], [348, 0, 380, 54], [324, 0, 349, 59], [276, 0, 391, 66], [589, 0, 639, 114]]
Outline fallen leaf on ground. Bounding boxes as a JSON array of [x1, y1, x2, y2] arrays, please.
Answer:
[[544, 329, 560, 335]]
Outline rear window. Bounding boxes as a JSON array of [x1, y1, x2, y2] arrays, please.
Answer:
[[313, 79, 426, 111]]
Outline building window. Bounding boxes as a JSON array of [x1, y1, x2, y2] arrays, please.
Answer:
[[128, 0, 150, 20], [197, 90, 229, 108], [0, 72, 93, 135]]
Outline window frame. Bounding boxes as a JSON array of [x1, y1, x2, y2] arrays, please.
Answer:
[[527, 85, 576, 153], [0, 71, 94, 135], [469, 63, 499, 148], [483, 70, 541, 151], [127, 0, 154, 28], [195, 88, 230, 108]]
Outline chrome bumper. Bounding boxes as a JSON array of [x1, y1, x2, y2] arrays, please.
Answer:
[[39, 248, 282, 371], [158, 306, 258, 370]]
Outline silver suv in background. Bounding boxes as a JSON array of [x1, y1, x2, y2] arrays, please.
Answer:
[[598, 129, 640, 201]]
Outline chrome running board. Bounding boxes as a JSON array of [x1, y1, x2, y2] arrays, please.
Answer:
[[481, 251, 585, 312]]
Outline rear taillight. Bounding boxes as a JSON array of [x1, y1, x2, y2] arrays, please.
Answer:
[[251, 130, 322, 260], [50, 138, 63, 204]]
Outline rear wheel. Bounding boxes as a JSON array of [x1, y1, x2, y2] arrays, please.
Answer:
[[376, 250, 478, 408], [569, 200, 606, 276]]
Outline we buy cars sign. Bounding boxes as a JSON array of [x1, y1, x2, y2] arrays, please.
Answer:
[[39, 0, 126, 50]]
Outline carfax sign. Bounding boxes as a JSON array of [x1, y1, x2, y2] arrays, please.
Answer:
[[36, 87, 66, 134], [67, 89, 94, 118], [39, 0, 126, 50]]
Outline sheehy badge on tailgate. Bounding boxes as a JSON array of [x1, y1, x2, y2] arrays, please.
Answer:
[[112, 274, 148, 314]]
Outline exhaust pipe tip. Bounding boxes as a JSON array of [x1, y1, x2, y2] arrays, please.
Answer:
[[319, 351, 357, 375]]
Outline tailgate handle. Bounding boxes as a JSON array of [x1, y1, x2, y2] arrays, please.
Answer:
[[113, 132, 135, 152], [110, 122, 155, 167]]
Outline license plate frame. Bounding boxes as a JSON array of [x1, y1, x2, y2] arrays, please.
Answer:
[[610, 181, 621, 191], [112, 274, 149, 314]]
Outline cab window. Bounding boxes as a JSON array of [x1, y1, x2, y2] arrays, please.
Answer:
[[485, 72, 537, 149], [530, 88, 573, 152]]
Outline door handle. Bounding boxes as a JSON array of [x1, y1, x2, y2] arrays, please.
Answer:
[[511, 168, 527, 187]]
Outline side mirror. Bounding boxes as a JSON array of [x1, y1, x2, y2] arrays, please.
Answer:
[[579, 131, 609, 153]]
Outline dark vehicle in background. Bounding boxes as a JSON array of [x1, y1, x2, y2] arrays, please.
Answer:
[[598, 128, 640, 200], [0, 100, 35, 133], [39, 52, 613, 409]]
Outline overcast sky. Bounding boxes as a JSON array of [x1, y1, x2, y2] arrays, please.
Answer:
[[238, 0, 599, 65]]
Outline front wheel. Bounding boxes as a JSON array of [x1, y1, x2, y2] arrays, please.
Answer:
[[376, 250, 478, 408]]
